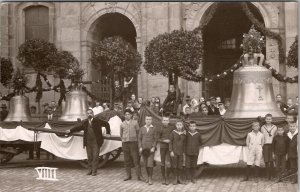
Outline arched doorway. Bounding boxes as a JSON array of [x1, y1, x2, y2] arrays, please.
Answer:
[[202, 3, 265, 101], [88, 13, 137, 103]]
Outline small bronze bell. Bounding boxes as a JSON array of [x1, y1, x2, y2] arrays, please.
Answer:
[[59, 90, 88, 121], [4, 95, 32, 121]]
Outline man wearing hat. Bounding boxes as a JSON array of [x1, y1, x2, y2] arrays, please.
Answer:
[[182, 96, 192, 115], [208, 97, 220, 115], [0, 103, 8, 121]]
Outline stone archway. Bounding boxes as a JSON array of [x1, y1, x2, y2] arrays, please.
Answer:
[[184, 2, 281, 99], [80, 3, 141, 104]]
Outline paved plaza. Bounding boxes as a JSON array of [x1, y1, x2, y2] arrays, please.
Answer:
[[0, 152, 298, 192]]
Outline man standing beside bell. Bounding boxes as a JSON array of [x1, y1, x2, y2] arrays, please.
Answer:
[[66, 109, 111, 176]]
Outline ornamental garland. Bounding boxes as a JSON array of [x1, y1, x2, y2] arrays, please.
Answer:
[[240, 2, 286, 64], [181, 58, 243, 82], [287, 35, 298, 69], [263, 62, 298, 83]]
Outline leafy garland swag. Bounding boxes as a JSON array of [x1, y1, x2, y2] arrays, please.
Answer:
[[189, 2, 297, 83], [194, 2, 286, 64]]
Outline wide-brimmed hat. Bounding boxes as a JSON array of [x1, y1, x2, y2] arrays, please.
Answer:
[[0, 103, 7, 108], [209, 96, 216, 101]]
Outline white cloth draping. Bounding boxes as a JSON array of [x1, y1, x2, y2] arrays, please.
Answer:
[[154, 143, 249, 165], [0, 125, 36, 142], [40, 116, 122, 160]]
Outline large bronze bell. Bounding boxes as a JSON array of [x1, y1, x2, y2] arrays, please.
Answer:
[[224, 53, 285, 118], [59, 90, 88, 121], [4, 95, 32, 121]]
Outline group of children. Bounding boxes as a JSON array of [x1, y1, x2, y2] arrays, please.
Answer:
[[121, 108, 202, 185], [138, 115, 202, 185], [121, 109, 298, 185], [242, 114, 298, 183]]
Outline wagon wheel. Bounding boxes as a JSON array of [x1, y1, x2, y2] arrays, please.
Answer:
[[0, 152, 15, 164], [79, 153, 110, 169], [108, 148, 122, 162]]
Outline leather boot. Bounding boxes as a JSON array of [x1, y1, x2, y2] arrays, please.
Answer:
[[241, 165, 250, 182], [178, 168, 186, 185], [148, 167, 153, 185], [136, 166, 145, 182], [124, 167, 132, 181], [254, 166, 260, 183], [145, 167, 149, 183], [165, 167, 170, 185], [136, 166, 145, 181], [161, 166, 167, 185], [173, 168, 178, 185], [86, 170, 92, 175], [191, 168, 196, 183]]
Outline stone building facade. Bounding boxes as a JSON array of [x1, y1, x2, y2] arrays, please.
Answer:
[[0, 2, 298, 108]]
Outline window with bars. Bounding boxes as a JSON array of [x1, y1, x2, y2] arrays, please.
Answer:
[[218, 38, 236, 49], [25, 6, 49, 41]]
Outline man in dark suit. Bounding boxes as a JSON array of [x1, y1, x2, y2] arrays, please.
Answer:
[[276, 94, 288, 114], [67, 109, 111, 176], [207, 97, 220, 115]]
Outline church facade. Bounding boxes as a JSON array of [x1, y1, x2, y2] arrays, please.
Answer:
[[0, 2, 298, 106]]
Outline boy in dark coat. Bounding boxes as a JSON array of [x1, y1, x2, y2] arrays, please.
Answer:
[[169, 119, 186, 185], [138, 115, 157, 185], [185, 121, 202, 183], [157, 116, 174, 185], [287, 123, 298, 184], [272, 127, 289, 181]]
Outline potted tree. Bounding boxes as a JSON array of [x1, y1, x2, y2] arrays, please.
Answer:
[[17, 39, 57, 112], [56, 53, 87, 121], [144, 29, 203, 116], [91, 36, 142, 108]]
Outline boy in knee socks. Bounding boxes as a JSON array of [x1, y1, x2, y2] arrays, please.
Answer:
[[242, 121, 264, 183], [157, 116, 174, 185], [261, 114, 277, 180], [185, 121, 202, 183], [169, 119, 186, 185]]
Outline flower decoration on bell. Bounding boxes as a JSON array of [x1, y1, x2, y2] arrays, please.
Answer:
[[241, 25, 265, 54]]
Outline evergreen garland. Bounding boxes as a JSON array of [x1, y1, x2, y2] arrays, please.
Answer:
[[0, 57, 13, 87], [287, 35, 298, 69]]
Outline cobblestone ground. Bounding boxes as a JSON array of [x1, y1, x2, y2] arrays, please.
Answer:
[[0, 152, 298, 192]]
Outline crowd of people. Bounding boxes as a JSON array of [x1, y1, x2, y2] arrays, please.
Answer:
[[0, 88, 298, 185], [74, 89, 298, 185]]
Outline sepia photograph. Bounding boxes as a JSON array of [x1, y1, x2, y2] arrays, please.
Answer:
[[0, 1, 298, 191]]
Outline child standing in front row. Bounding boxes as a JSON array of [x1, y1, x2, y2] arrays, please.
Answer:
[[261, 113, 277, 180], [272, 127, 289, 181], [138, 115, 157, 185], [242, 121, 264, 183], [287, 123, 298, 184], [185, 121, 202, 183], [169, 119, 186, 185]]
